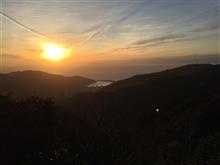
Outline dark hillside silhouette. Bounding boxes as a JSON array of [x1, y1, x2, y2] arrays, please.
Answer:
[[104, 64, 220, 91], [0, 71, 95, 100], [0, 64, 219, 164], [69, 64, 220, 164]]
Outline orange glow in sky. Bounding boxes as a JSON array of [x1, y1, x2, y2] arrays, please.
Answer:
[[42, 43, 71, 62], [1, 0, 219, 79]]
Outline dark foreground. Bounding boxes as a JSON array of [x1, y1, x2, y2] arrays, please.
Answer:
[[0, 64, 220, 165]]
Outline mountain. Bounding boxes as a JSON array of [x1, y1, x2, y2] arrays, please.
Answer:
[[0, 70, 95, 100], [0, 64, 219, 164], [103, 64, 220, 92], [68, 64, 220, 164]]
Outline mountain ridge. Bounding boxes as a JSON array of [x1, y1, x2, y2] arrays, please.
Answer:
[[0, 70, 95, 99], [67, 63, 220, 164], [103, 64, 220, 92]]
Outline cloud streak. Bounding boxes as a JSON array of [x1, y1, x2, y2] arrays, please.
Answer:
[[110, 33, 218, 53], [132, 33, 186, 46], [191, 22, 219, 32], [82, 1, 149, 45], [0, 11, 49, 40]]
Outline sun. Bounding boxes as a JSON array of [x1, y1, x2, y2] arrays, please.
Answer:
[[44, 45, 64, 60], [42, 44, 71, 61]]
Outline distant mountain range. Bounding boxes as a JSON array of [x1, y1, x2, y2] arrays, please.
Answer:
[[1, 64, 219, 100], [0, 70, 95, 99]]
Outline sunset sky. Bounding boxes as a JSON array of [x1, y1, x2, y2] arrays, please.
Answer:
[[1, 0, 219, 79]]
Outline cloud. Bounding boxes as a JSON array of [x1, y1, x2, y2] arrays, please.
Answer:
[[132, 33, 186, 46], [82, 2, 146, 45], [0, 11, 49, 40], [81, 23, 104, 34], [83, 23, 109, 44], [110, 33, 218, 53], [191, 22, 219, 32]]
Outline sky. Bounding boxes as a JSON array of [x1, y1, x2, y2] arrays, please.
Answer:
[[0, 0, 220, 79]]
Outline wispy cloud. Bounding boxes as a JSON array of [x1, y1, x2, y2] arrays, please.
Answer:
[[132, 33, 186, 46], [82, 1, 148, 45], [191, 22, 219, 32], [0, 11, 49, 40], [110, 33, 218, 53]]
